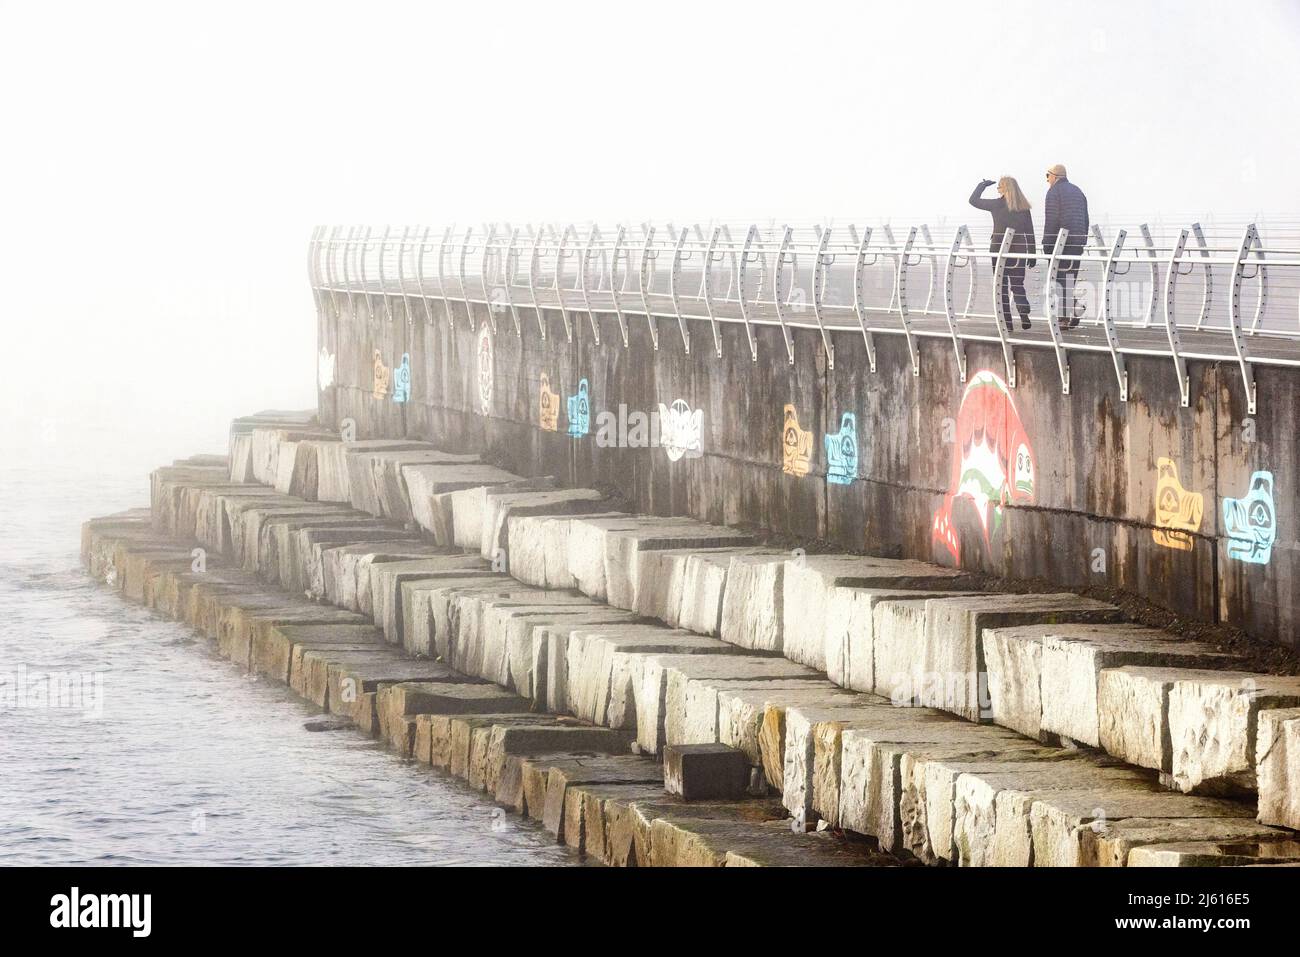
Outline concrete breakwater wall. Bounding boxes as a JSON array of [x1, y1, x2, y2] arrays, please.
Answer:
[[317, 296, 1300, 649], [84, 424, 1300, 866]]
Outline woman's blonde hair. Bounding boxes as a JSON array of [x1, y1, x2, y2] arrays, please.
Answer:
[[998, 176, 1031, 212]]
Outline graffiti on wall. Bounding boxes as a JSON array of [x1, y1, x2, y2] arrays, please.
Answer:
[[1223, 470, 1277, 564], [392, 353, 411, 404], [567, 379, 591, 437], [372, 350, 391, 400], [782, 404, 813, 477], [476, 322, 493, 416], [932, 370, 1035, 562], [318, 348, 335, 391], [825, 412, 858, 485], [539, 374, 559, 431], [658, 399, 703, 461], [1152, 457, 1203, 551]]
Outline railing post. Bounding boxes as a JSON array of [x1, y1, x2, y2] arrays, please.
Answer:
[[668, 226, 693, 353], [1137, 223, 1159, 328], [396, 225, 414, 325], [553, 225, 575, 341], [502, 226, 522, 337], [991, 228, 1016, 387], [771, 226, 796, 365], [941, 226, 970, 382], [1101, 229, 1129, 401], [1229, 225, 1260, 414], [637, 225, 660, 351], [811, 227, 836, 370], [323, 225, 343, 322], [414, 226, 436, 326], [528, 227, 547, 340], [919, 223, 938, 316], [341, 225, 358, 324], [849, 224, 877, 373], [359, 226, 376, 323], [701, 225, 724, 358], [897, 226, 920, 376], [1190, 222, 1213, 330], [480, 223, 498, 334], [1042, 228, 1071, 394], [579, 225, 602, 344], [1163, 227, 1192, 407], [735, 225, 760, 362], [608, 225, 630, 347], [458, 225, 476, 331], [436, 225, 455, 331], [376, 225, 394, 323]]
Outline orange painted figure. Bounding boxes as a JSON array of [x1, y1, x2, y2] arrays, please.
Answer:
[[539, 374, 560, 431], [782, 404, 813, 477], [932, 370, 1036, 562], [372, 350, 391, 399], [1152, 457, 1203, 551]]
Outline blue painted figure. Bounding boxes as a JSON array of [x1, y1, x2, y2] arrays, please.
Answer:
[[567, 378, 590, 437], [392, 353, 411, 404], [825, 412, 858, 485], [1222, 470, 1277, 565]]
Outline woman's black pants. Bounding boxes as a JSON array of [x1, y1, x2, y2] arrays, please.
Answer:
[[999, 265, 1030, 328]]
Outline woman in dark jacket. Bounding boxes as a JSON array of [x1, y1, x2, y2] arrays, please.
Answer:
[[969, 177, 1037, 331]]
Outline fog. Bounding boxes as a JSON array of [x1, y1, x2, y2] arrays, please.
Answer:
[[3, 0, 1298, 473]]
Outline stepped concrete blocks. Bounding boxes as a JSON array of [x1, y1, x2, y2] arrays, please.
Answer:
[[643, 655, 822, 757], [324, 657, 468, 721], [252, 622, 382, 683], [507, 511, 624, 589], [600, 523, 758, 613], [304, 531, 423, 600], [229, 433, 255, 482], [1257, 707, 1300, 830], [450, 478, 555, 551], [473, 598, 601, 688], [1040, 626, 1239, 748], [1098, 666, 1176, 772], [826, 588, 980, 694], [716, 685, 853, 773], [1166, 671, 1300, 794], [481, 487, 603, 561], [367, 555, 488, 645], [719, 553, 790, 652], [402, 462, 520, 537], [1126, 839, 1300, 867], [312, 439, 433, 505], [1091, 817, 1295, 867], [565, 516, 659, 600], [679, 677, 833, 750], [664, 744, 750, 800], [1029, 789, 1259, 868], [677, 550, 752, 637], [346, 546, 453, 616], [376, 682, 529, 754], [982, 626, 1046, 740], [880, 593, 1120, 723], [782, 555, 976, 672]]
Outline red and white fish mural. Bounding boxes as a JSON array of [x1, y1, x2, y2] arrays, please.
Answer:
[[932, 370, 1036, 563]]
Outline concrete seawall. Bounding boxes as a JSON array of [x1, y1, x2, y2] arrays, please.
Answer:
[[318, 296, 1300, 650], [82, 425, 1300, 866]]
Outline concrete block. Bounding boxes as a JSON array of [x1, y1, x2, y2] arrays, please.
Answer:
[[663, 744, 750, 800], [402, 462, 519, 535], [1166, 671, 1300, 794], [1093, 817, 1297, 867], [1257, 707, 1300, 831], [718, 553, 789, 652], [1097, 666, 1178, 772], [1125, 839, 1300, 867], [480, 488, 606, 562], [782, 555, 974, 671], [367, 555, 488, 645], [600, 523, 757, 612], [313, 439, 432, 505], [884, 593, 1120, 722], [716, 684, 852, 774], [566, 516, 657, 600]]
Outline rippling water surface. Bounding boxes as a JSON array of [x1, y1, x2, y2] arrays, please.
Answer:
[[0, 449, 580, 866]]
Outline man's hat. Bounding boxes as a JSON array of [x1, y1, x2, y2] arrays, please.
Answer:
[[1047, 163, 1068, 178]]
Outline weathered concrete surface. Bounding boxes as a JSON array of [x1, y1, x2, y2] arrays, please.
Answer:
[[310, 439, 432, 503], [875, 593, 1120, 722], [1257, 707, 1300, 831], [1126, 839, 1300, 867], [663, 744, 750, 800], [367, 555, 488, 645], [1092, 817, 1297, 867], [782, 555, 976, 672], [1165, 671, 1300, 794], [404, 463, 520, 538], [983, 623, 1240, 745], [717, 552, 789, 651]]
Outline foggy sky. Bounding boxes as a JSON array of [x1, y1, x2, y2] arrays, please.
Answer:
[[2, 0, 1297, 470]]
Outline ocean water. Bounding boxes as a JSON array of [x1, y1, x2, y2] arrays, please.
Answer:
[[0, 449, 580, 866]]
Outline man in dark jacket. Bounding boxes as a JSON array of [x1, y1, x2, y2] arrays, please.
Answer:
[[1042, 163, 1089, 329]]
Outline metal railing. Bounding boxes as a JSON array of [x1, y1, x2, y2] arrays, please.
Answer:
[[308, 219, 1300, 413]]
